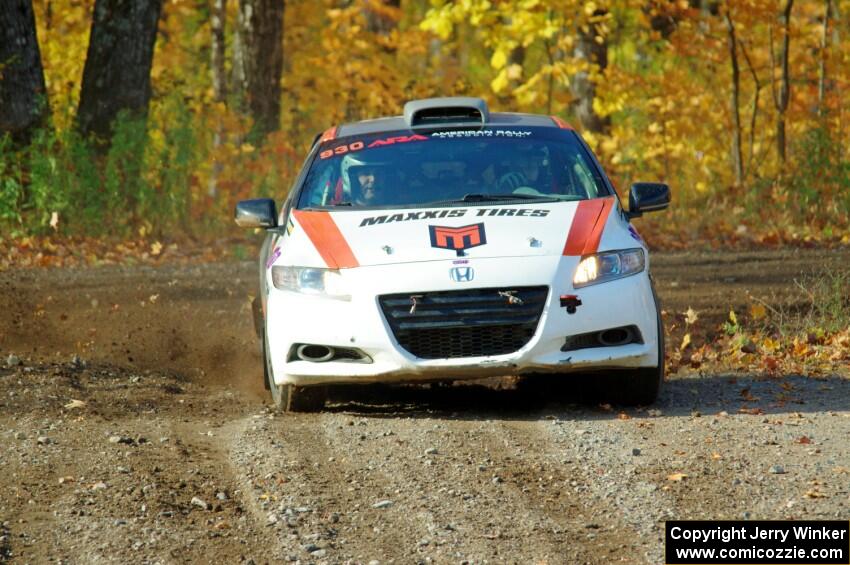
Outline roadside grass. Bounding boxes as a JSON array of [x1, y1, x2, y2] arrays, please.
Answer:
[[754, 269, 850, 338], [674, 268, 850, 378]]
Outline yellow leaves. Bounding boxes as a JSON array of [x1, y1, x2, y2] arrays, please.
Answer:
[[592, 91, 628, 119], [679, 333, 691, 351], [150, 241, 163, 256], [684, 307, 698, 326], [750, 303, 767, 321], [490, 70, 509, 93], [490, 48, 508, 70], [667, 472, 688, 482], [138, 225, 149, 238], [506, 64, 523, 81], [581, 131, 600, 151], [421, 0, 492, 39], [599, 136, 619, 155], [33, 0, 92, 127], [761, 336, 781, 354]]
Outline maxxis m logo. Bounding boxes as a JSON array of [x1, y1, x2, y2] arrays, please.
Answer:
[[429, 223, 486, 257]]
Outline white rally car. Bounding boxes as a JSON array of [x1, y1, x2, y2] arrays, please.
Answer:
[[235, 98, 670, 411]]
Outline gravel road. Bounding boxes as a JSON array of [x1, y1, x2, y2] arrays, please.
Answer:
[[1, 248, 848, 563]]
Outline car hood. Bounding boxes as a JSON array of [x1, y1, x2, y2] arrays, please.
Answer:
[[280, 198, 620, 269]]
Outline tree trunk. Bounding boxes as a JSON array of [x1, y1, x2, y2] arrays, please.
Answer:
[[817, 0, 831, 117], [77, 0, 163, 143], [363, 0, 401, 37], [211, 0, 228, 104], [740, 41, 762, 177], [571, 9, 610, 134], [231, 14, 246, 108], [208, 0, 227, 198], [0, 0, 49, 145], [771, 0, 794, 167], [235, 0, 284, 140], [725, 11, 744, 185]]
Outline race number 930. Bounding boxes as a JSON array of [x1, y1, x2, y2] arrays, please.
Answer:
[[320, 141, 364, 160]]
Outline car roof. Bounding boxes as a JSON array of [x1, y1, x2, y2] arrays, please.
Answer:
[[336, 112, 561, 138]]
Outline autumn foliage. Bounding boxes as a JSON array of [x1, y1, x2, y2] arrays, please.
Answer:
[[0, 0, 848, 246]]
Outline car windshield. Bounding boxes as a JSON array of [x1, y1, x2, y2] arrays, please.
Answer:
[[297, 126, 607, 210]]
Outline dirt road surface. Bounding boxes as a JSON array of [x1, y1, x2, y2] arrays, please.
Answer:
[[1, 249, 848, 563]]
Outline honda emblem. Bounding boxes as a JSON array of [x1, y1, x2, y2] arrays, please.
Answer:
[[449, 266, 474, 282]]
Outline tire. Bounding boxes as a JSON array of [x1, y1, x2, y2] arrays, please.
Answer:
[[251, 297, 264, 339], [254, 297, 270, 390], [262, 330, 327, 413], [605, 282, 665, 406]]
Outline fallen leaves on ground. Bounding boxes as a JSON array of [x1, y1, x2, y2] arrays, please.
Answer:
[[0, 235, 255, 270], [673, 328, 850, 377]]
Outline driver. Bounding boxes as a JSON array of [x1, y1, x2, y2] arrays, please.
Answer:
[[499, 145, 549, 193], [353, 165, 385, 206], [340, 153, 391, 206]]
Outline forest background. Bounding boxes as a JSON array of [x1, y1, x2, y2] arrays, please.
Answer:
[[1, 0, 849, 263]]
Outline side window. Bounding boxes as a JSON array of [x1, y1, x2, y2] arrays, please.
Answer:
[[314, 168, 334, 206], [302, 162, 341, 207], [572, 153, 600, 198]]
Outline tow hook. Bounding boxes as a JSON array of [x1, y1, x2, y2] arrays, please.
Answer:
[[498, 291, 524, 305], [560, 294, 582, 314], [409, 295, 422, 314]]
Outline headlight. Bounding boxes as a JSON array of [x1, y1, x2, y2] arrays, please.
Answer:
[[573, 248, 645, 288], [271, 266, 350, 300]]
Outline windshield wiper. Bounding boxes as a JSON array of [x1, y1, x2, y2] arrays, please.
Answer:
[[428, 193, 559, 205], [467, 193, 546, 201]]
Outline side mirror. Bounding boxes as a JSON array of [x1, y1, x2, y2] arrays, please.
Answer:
[[235, 198, 278, 228], [628, 182, 670, 218]]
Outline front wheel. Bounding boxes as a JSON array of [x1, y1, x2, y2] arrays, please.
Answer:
[[263, 330, 327, 412], [604, 291, 665, 406]]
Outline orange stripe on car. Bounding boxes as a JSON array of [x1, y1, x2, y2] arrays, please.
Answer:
[[319, 126, 338, 143], [550, 116, 575, 130], [292, 210, 359, 269], [563, 197, 615, 256]]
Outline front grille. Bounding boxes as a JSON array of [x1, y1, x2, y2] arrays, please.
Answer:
[[378, 286, 548, 359]]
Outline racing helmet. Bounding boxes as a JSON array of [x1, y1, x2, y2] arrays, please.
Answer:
[[340, 152, 391, 199], [515, 143, 550, 185], [516, 143, 548, 170]]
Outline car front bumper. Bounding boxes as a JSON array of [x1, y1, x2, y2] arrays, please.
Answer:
[[265, 255, 660, 387]]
